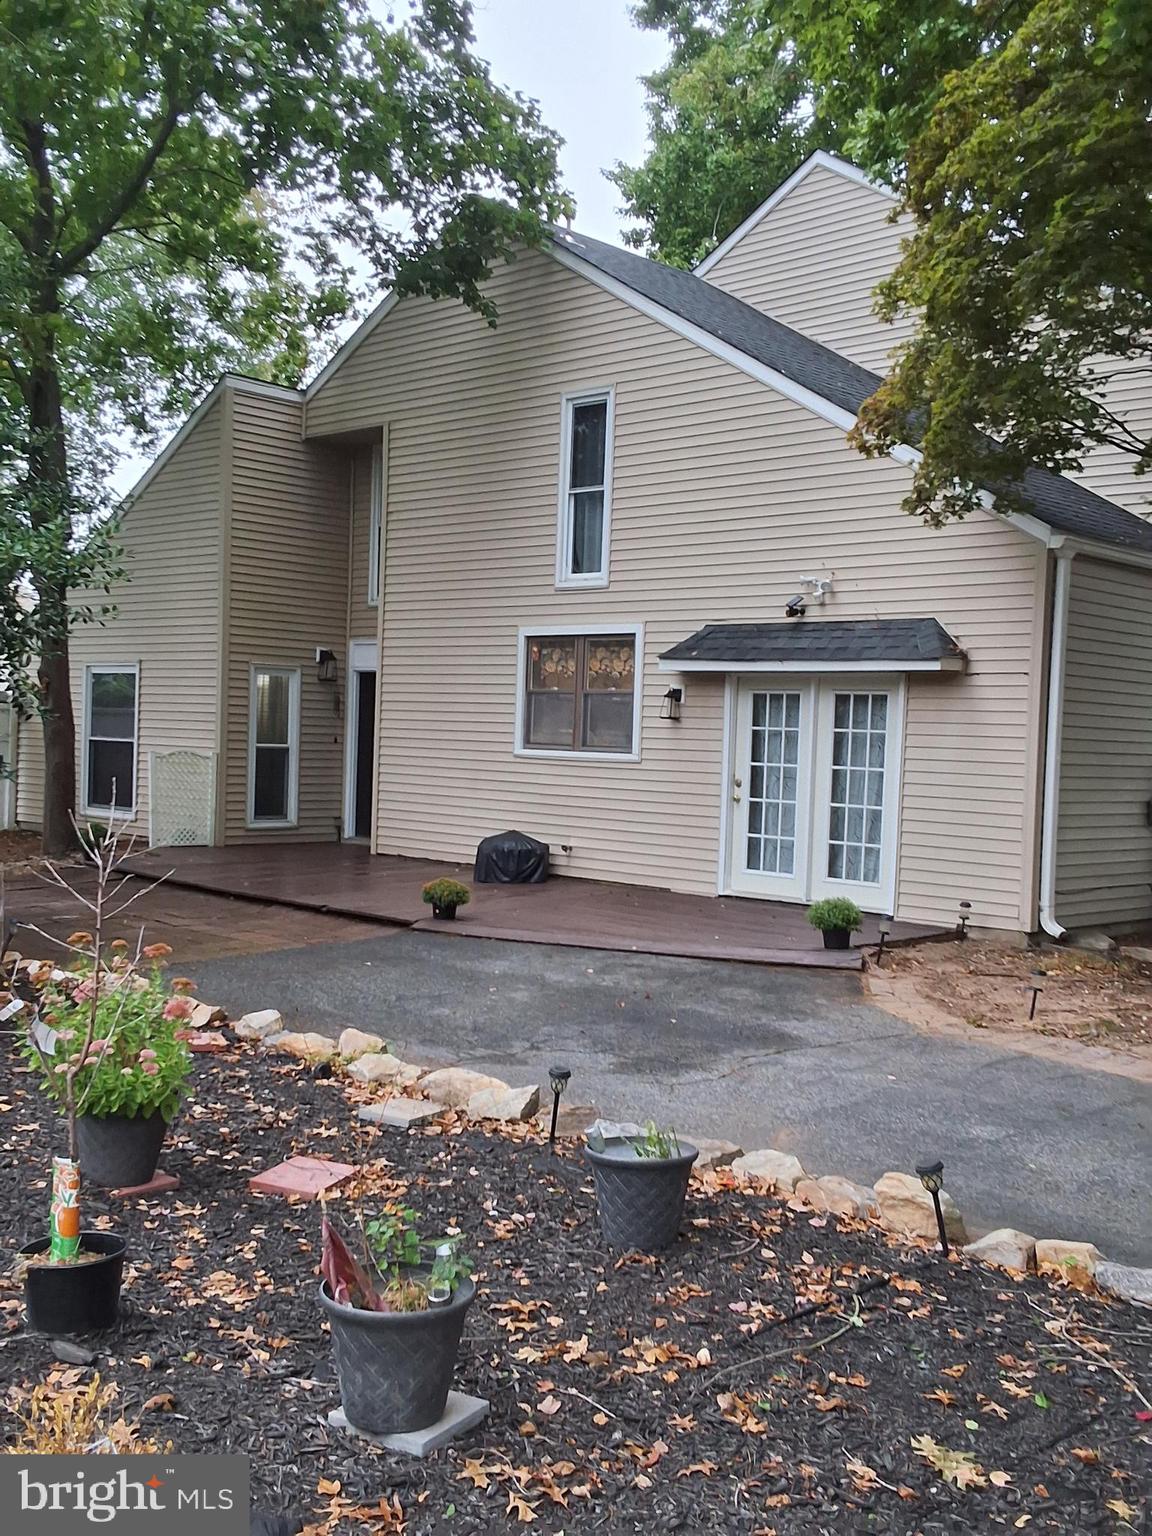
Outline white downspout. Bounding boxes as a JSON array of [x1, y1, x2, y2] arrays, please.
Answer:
[[1038, 550, 1074, 938]]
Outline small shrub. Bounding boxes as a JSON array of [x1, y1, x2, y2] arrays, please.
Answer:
[[6, 1374, 169, 1454], [421, 877, 471, 909], [806, 897, 863, 933], [632, 1121, 681, 1159]]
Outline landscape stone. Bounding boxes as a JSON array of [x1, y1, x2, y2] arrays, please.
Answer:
[[187, 1000, 227, 1030], [274, 1031, 338, 1064], [466, 1083, 541, 1122], [1120, 945, 1152, 966], [419, 1066, 509, 1107], [327, 1394, 489, 1456], [183, 1030, 228, 1054], [535, 1103, 601, 1139], [233, 1009, 284, 1042], [52, 1340, 98, 1366], [963, 1228, 1036, 1272], [584, 1119, 645, 1143], [249, 1156, 355, 1199], [689, 1137, 743, 1171], [1069, 930, 1117, 954], [795, 1174, 875, 1218], [348, 1052, 422, 1087], [731, 1149, 807, 1193], [358, 1099, 447, 1129], [1035, 1238, 1103, 1278], [1095, 1261, 1152, 1306], [337, 1027, 386, 1061], [874, 1171, 967, 1244]]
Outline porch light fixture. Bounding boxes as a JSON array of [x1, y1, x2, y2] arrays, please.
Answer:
[[876, 916, 893, 967], [956, 900, 972, 941], [316, 648, 338, 684], [660, 687, 683, 721], [547, 1065, 571, 1146], [915, 1158, 950, 1256], [1028, 968, 1047, 1021]]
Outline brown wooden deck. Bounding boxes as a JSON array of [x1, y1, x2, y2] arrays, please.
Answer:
[[122, 844, 948, 969]]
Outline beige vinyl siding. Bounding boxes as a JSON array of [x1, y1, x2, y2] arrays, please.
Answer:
[[1056, 557, 1152, 929], [15, 711, 44, 827], [308, 250, 1045, 930], [63, 395, 225, 839], [701, 164, 915, 375], [1070, 359, 1152, 518], [222, 391, 349, 843], [347, 443, 379, 644]]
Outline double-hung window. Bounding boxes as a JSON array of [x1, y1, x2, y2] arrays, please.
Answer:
[[248, 666, 300, 825], [556, 390, 613, 587], [83, 665, 138, 815], [519, 629, 640, 757]]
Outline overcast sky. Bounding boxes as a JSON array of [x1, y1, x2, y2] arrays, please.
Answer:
[[111, 0, 664, 492]]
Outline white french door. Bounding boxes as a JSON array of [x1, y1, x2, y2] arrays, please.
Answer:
[[726, 676, 902, 913]]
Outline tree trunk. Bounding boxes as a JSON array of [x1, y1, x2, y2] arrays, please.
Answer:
[[29, 331, 78, 857]]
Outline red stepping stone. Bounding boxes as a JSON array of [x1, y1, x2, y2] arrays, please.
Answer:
[[111, 1170, 181, 1198], [248, 1156, 356, 1199]]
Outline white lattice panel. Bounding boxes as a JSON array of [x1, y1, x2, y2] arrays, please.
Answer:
[[149, 750, 215, 847]]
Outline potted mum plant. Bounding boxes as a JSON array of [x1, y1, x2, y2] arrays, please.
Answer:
[[806, 896, 863, 951], [6, 817, 187, 1334], [420, 877, 471, 921], [586, 1121, 698, 1252], [318, 1204, 474, 1434]]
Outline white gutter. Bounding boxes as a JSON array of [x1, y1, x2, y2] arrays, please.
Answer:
[[1038, 550, 1075, 938]]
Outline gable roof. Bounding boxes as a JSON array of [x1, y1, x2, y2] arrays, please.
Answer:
[[694, 151, 897, 278], [549, 228, 1152, 557]]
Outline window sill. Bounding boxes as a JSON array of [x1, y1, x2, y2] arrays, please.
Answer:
[[245, 819, 299, 831], [554, 576, 610, 592], [514, 746, 640, 764], [81, 805, 136, 822]]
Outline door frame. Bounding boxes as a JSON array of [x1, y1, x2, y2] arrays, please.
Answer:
[[719, 672, 906, 914], [342, 638, 379, 839]]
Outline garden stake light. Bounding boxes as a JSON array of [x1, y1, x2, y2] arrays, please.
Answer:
[[915, 1159, 950, 1257], [876, 917, 892, 966], [956, 900, 972, 941], [548, 1066, 571, 1145], [1029, 968, 1046, 1021]]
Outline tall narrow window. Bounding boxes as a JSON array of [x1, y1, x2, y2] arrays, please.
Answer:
[[84, 666, 138, 815], [557, 391, 613, 587], [249, 667, 299, 825], [520, 631, 638, 755], [367, 441, 383, 606]]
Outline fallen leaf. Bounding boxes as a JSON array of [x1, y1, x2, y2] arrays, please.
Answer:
[[1069, 1447, 1100, 1465], [537, 1394, 562, 1417], [141, 1393, 176, 1414], [506, 1492, 538, 1523], [910, 1435, 987, 1490], [676, 1461, 718, 1478], [1106, 1499, 1138, 1522], [989, 1470, 1013, 1488]]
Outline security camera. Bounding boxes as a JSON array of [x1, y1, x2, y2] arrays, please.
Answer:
[[785, 595, 806, 618]]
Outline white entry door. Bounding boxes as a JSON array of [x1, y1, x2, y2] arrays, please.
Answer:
[[727, 677, 902, 913]]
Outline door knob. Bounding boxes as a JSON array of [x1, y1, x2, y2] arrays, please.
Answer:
[[733, 792, 742, 803]]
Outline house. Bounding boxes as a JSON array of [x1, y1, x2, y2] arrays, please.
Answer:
[[15, 151, 1152, 939]]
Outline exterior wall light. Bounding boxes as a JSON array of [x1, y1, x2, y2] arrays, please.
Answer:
[[915, 1158, 950, 1256], [660, 687, 683, 721], [316, 648, 338, 684], [548, 1066, 571, 1145]]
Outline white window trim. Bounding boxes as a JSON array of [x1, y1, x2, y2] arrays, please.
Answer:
[[81, 663, 140, 820], [555, 388, 615, 590], [367, 437, 384, 607], [247, 665, 301, 829], [514, 622, 643, 762]]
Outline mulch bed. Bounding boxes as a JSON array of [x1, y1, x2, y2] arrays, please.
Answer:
[[1, 1044, 1149, 1535]]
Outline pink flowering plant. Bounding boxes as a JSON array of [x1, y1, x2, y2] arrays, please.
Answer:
[[23, 945, 193, 1123]]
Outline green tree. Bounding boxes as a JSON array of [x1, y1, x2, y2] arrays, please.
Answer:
[[613, 0, 1008, 266], [0, 0, 565, 853], [854, 0, 1152, 523]]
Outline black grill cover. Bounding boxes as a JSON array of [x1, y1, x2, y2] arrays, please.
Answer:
[[474, 829, 550, 884]]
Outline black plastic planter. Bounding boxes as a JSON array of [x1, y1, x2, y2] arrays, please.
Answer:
[[431, 904, 457, 921], [587, 1140, 698, 1252], [318, 1271, 476, 1434], [77, 1111, 167, 1189], [19, 1232, 127, 1334], [821, 928, 852, 950]]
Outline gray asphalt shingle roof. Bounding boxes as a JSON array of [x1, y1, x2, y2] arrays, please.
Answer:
[[659, 619, 964, 667], [553, 229, 1152, 556]]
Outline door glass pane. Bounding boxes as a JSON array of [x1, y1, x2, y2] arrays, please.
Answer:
[[826, 691, 887, 887], [253, 744, 290, 821], [255, 672, 290, 745], [745, 692, 801, 877]]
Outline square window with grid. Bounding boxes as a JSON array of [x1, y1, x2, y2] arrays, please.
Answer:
[[827, 692, 887, 884], [745, 691, 801, 875]]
